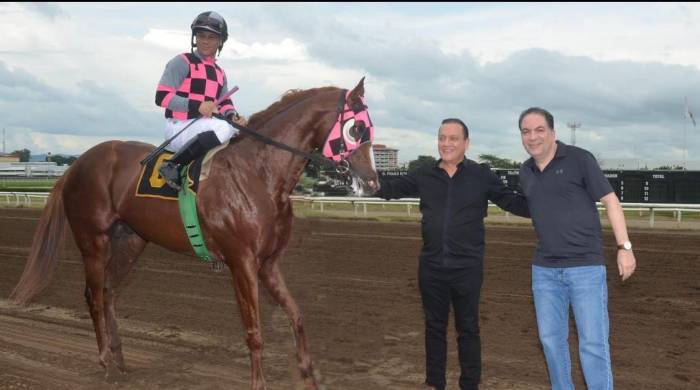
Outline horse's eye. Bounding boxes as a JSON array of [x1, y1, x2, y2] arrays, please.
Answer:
[[342, 119, 357, 142], [349, 121, 366, 141]]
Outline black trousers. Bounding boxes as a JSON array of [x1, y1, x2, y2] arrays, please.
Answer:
[[419, 261, 483, 390]]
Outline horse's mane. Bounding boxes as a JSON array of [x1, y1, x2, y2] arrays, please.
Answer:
[[247, 86, 338, 130]]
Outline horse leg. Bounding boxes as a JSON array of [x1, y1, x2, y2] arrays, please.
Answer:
[[80, 232, 125, 381], [103, 221, 147, 372], [230, 254, 267, 390], [260, 260, 318, 389]]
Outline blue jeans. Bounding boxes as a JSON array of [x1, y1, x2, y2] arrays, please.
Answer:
[[532, 265, 613, 390]]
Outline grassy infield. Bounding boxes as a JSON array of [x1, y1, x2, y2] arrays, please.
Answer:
[[293, 201, 700, 225], [1, 178, 697, 225], [0, 179, 56, 192]]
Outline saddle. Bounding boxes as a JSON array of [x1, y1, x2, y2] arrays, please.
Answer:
[[135, 142, 228, 199]]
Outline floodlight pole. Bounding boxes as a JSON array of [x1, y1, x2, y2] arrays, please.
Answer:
[[683, 114, 687, 170], [567, 121, 581, 146]]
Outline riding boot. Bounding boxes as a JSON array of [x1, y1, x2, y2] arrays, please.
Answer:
[[159, 130, 221, 191]]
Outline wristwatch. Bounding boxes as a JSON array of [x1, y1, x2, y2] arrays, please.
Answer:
[[617, 241, 632, 251]]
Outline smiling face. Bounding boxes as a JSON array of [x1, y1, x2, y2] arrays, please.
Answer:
[[438, 122, 469, 165], [194, 31, 221, 58], [520, 112, 557, 163]]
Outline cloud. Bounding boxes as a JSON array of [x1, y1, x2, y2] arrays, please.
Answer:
[[1, 3, 700, 167], [145, 28, 308, 61], [143, 29, 190, 51], [375, 126, 437, 162], [19, 2, 66, 21], [0, 61, 161, 139]]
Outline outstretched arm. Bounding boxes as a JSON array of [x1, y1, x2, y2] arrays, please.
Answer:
[[375, 174, 419, 200], [600, 192, 636, 281], [486, 169, 530, 218]]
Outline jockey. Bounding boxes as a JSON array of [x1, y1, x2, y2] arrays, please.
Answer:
[[155, 11, 247, 190]]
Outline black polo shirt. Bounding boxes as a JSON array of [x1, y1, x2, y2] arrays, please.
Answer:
[[377, 157, 530, 268], [519, 141, 613, 268]]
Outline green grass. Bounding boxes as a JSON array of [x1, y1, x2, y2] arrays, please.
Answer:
[[619, 209, 700, 221], [0, 202, 47, 209], [291, 200, 700, 226], [0, 179, 57, 191]]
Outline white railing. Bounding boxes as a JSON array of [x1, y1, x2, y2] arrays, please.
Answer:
[[290, 196, 700, 228], [2, 192, 699, 228], [0, 191, 50, 207]]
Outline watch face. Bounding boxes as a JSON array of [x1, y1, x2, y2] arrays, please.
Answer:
[[623, 241, 632, 250]]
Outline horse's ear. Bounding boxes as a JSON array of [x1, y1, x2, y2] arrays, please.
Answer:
[[349, 77, 365, 100]]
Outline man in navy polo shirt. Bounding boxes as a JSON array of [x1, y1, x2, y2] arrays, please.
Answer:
[[517, 107, 637, 390]]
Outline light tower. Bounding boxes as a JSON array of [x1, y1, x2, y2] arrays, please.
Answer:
[[567, 121, 581, 146]]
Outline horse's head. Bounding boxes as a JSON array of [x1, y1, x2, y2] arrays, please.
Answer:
[[320, 78, 380, 196]]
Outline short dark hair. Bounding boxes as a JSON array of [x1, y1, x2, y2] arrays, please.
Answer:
[[440, 118, 469, 139], [518, 107, 554, 131]]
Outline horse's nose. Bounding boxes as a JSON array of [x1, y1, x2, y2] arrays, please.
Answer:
[[368, 179, 378, 191]]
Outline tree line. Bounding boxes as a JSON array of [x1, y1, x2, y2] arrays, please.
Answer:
[[8, 148, 686, 172], [8, 149, 77, 166], [303, 154, 521, 179]]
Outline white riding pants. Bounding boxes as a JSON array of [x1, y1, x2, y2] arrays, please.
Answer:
[[164, 117, 236, 152]]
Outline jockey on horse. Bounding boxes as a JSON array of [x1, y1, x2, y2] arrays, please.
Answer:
[[155, 11, 247, 190]]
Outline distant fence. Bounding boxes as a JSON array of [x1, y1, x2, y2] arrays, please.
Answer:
[[2, 192, 700, 228], [0, 163, 68, 178], [290, 196, 700, 228], [0, 192, 50, 207]]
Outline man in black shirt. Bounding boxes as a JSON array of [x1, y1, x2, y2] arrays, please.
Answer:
[[375, 118, 530, 390]]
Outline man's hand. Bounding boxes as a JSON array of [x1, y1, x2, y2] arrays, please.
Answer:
[[198, 101, 219, 117], [600, 192, 636, 282], [617, 249, 636, 281]]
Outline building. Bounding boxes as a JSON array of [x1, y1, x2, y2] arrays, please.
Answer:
[[372, 144, 399, 170], [0, 153, 19, 163]]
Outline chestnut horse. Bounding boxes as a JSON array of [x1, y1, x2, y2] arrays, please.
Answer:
[[10, 79, 379, 390]]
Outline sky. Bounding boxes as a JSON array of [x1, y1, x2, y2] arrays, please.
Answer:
[[1, 2, 700, 168]]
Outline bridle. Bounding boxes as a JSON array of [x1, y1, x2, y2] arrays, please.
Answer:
[[226, 89, 374, 174]]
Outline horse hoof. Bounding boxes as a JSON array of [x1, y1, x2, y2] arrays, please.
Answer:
[[104, 365, 126, 383], [303, 375, 321, 390], [304, 380, 319, 390]]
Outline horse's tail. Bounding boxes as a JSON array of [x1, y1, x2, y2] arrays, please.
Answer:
[[10, 173, 69, 305]]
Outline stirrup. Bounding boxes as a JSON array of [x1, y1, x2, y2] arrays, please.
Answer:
[[159, 162, 182, 191]]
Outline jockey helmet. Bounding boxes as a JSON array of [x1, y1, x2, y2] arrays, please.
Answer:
[[191, 11, 228, 54]]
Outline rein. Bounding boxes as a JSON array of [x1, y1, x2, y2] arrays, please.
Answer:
[[227, 120, 343, 171]]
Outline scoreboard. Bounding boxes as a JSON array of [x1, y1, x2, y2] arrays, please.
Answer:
[[493, 169, 700, 204]]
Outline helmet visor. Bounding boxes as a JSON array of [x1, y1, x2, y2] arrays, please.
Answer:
[[193, 12, 225, 35]]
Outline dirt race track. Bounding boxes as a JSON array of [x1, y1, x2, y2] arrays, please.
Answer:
[[0, 207, 698, 390]]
